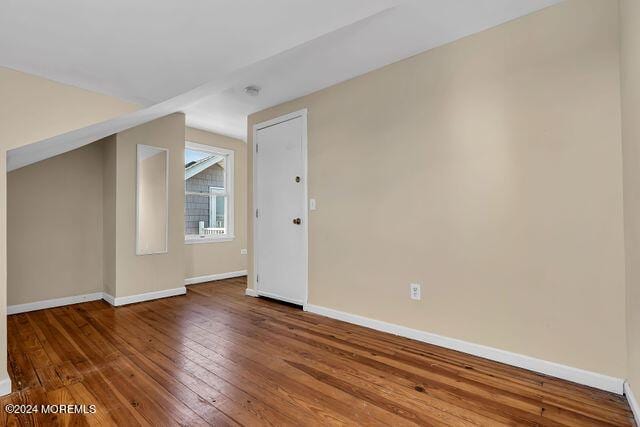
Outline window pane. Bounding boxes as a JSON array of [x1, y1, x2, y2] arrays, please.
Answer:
[[185, 150, 226, 191], [184, 145, 232, 240], [210, 196, 226, 232], [185, 193, 211, 237]]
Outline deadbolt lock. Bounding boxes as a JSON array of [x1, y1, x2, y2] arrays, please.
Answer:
[[295, 176, 301, 183], [293, 218, 302, 225]]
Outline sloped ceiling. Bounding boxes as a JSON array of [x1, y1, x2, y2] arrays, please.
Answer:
[[1, 0, 562, 170], [0, 0, 400, 105]]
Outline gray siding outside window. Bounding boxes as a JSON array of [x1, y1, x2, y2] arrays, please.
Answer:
[[185, 163, 224, 235]]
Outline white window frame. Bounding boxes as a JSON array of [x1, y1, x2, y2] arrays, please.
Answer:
[[208, 185, 227, 231], [184, 141, 235, 244]]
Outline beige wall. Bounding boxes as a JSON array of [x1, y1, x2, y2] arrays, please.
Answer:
[[7, 143, 104, 305], [102, 136, 117, 297], [248, 0, 627, 378], [8, 114, 186, 304], [6, 122, 243, 303], [110, 114, 185, 298], [621, 0, 640, 401], [0, 67, 138, 151], [0, 67, 138, 389], [184, 128, 247, 279]]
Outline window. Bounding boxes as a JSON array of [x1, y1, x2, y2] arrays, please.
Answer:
[[184, 142, 234, 243]]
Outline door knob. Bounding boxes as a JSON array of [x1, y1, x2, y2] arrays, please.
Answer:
[[293, 218, 302, 225]]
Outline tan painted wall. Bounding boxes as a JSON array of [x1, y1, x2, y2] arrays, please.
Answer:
[[110, 114, 185, 298], [0, 151, 6, 383], [184, 128, 247, 279], [0, 67, 138, 387], [102, 136, 117, 297], [0, 67, 138, 151], [8, 115, 186, 303], [621, 0, 640, 400], [248, 0, 627, 377], [7, 143, 104, 305], [6, 124, 246, 307]]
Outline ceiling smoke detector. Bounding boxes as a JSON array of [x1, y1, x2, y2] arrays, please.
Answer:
[[244, 85, 261, 97]]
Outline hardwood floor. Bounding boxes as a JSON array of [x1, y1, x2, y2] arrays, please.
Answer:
[[2, 277, 635, 426]]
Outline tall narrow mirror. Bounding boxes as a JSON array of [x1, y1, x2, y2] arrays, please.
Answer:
[[136, 144, 169, 255]]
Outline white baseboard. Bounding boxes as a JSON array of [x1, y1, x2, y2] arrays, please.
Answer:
[[8, 292, 104, 315], [625, 382, 640, 424], [8, 287, 189, 313], [185, 270, 247, 285], [104, 287, 186, 307], [0, 377, 11, 396], [102, 293, 115, 306], [304, 304, 625, 395], [245, 288, 259, 297]]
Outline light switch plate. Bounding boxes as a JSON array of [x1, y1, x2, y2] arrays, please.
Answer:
[[309, 198, 317, 211]]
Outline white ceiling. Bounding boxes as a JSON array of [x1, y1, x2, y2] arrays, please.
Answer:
[[0, 0, 399, 105], [185, 0, 563, 139], [3, 0, 562, 169]]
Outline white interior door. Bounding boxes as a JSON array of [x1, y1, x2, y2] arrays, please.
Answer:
[[255, 112, 307, 305]]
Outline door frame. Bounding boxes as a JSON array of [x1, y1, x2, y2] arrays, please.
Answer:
[[252, 109, 308, 306]]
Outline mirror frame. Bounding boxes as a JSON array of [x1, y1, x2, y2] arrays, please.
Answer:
[[136, 144, 170, 256]]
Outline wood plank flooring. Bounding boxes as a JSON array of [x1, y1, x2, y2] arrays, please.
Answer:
[[1, 277, 635, 426]]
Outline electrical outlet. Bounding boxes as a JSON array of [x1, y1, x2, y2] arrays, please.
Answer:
[[410, 283, 421, 300], [240, 249, 248, 255]]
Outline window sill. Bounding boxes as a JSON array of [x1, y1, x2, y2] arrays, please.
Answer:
[[185, 235, 235, 245]]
